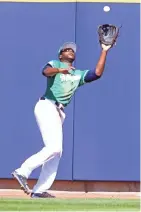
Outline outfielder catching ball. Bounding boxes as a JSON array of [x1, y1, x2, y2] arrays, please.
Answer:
[[12, 24, 119, 198]]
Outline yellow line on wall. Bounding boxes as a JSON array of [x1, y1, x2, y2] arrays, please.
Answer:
[[78, 0, 140, 2], [0, 0, 140, 3]]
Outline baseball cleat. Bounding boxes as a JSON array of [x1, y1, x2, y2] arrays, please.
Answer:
[[12, 171, 30, 194], [31, 192, 55, 198]]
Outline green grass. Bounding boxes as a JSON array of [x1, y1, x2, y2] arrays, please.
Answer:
[[0, 198, 140, 211]]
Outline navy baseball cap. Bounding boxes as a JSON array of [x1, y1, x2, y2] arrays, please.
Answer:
[[58, 42, 77, 54]]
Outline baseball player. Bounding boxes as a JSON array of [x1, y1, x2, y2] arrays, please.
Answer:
[[12, 41, 112, 198]]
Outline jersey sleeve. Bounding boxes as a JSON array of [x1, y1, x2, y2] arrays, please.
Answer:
[[47, 60, 55, 67], [42, 60, 60, 76], [79, 70, 90, 86], [42, 60, 59, 70]]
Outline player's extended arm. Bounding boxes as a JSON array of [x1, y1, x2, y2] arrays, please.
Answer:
[[84, 44, 111, 82], [95, 47, 109, 76]]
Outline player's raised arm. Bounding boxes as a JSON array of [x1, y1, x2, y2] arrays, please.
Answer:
[[84, 24, 120, 83], [95, 44, 111, 76], [95, 24, 120, 77], [84, 44, 111, 83]]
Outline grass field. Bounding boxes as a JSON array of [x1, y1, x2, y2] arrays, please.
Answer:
[[0, 198, 140, 211]]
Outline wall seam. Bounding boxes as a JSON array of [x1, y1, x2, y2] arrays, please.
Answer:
[[72, 0, 78, 181]]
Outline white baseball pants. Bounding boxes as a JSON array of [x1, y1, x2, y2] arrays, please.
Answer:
[[15, 98, 65, 193]]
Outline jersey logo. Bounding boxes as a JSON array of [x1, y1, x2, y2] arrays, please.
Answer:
[[60, 74, 81, 82]]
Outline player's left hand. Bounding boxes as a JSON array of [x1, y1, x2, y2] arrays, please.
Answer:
[[98, 24, 120, 52], [101, 44, 112, 51]]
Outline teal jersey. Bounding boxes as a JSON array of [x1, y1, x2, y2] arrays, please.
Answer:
[[43, 60, 89, 106]]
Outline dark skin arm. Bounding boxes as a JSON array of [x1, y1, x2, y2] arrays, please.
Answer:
[[43, 66, 75, 77], [95, 44, 111, 77], [95, 50, 107, 77], [43, 67, 59, 77]]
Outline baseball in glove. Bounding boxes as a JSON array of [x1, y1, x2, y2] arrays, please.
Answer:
[[98, 24, 120, 47]]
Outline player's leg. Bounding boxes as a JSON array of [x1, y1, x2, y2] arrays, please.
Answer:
[[31, 108, 65, 197], [12, 99, 64, 194], [31, 151, 62, 197]]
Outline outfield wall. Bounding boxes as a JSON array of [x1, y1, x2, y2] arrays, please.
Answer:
[[0, 1, 140, 182]]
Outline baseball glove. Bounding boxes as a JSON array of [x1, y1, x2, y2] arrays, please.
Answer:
[[98, 24, 120, 47]]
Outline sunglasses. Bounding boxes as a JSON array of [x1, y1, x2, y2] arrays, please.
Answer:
[[60, 48, 75, 54]]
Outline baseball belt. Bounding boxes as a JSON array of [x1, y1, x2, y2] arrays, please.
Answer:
[[40, 97, 64, 112]]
